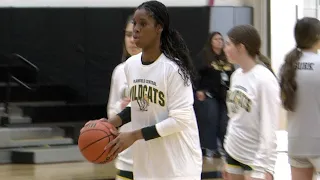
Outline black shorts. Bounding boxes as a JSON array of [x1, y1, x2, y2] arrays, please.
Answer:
[[225, 153, 253, 171], [224, 153, 268, 179], [116, 170, 133, 180]]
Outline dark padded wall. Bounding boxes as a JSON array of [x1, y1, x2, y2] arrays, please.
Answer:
[[0, 7, 210, 103]]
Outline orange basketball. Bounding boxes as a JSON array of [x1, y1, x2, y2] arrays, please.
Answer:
[[78, 121, 116, 164]]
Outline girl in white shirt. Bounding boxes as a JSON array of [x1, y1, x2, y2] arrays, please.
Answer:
[[222, 24, 280, 180], [107, 15, 141, 180], [280, 17, 320, 180], [87, 1, 202, 180]]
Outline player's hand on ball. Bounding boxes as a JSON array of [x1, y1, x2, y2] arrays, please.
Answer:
[[84, 118, 107, 126], [104, 129, 137, 160], [81, 118, 108, 133]]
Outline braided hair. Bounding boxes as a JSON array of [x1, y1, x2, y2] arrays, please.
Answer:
[[136, 1, 197, 86]]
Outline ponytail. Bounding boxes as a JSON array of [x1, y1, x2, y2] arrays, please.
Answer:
[[160, 28, 197, 86], [280, 48, 302, 111], [257, 53, 275, 75]]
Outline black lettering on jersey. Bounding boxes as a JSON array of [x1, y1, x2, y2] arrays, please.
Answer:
[[296, 62, 314, 70], [152, 88, 158, 103], [133, 79, 145, 83], [146, 79, 157, 86], [159, 91, 165, 106], [143, 85, 148, 98], [130, 85, 137, 100], [234, 85, 247, 92], [147, 86, 153, 103], [129, 84, 166, 110], [138, 85, 143, 99]]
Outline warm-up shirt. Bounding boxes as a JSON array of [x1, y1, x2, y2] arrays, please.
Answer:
[[287, 51, 320, 156], [123, 52, 202, 180], [224, 64, 280, 177], [108, 63, 126, 117], [107, 62, 133, 172]]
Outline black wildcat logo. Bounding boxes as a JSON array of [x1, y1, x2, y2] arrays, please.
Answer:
[[137, 95, 149, 111]]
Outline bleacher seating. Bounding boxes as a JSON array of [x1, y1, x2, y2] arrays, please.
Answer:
[[0, 53, 106, 164]]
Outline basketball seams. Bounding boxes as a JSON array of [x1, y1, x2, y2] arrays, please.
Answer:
[[95, 135, 114, 164], [78, 122, 117, 164], [80, 134, 113, 151], [92, 148, 108, 163], [80, 129, 110, 135], [99, 122, 116, 132], [99, 122, 110, 129]]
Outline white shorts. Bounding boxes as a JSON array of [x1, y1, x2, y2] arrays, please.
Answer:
[[289, 156, 320, 171]]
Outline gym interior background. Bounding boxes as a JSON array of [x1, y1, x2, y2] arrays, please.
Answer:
[[0, 0, 312, 179]]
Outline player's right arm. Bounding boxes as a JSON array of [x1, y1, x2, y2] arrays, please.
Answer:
[[102, 105, 131, 128], [82, 104, 131, 131]]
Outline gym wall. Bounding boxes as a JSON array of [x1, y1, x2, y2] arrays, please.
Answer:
[[0, 7, 210, 103]]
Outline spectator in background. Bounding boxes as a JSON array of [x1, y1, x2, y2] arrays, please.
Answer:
[[194, 32, 234, 158]]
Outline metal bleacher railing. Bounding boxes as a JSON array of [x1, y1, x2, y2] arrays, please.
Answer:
[[1, 53, 39, 126]]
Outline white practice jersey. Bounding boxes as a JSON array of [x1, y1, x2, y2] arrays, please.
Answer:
[[287, 52, 320, 156], [224, 64, 280, 175], [107, 62, 133, 172], [124, 53, 202, 180]]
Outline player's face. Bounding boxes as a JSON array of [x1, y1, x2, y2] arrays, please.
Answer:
[[132, 9, 159, 49], [124, 23, 141, 56], [224, 36, 241, 64]]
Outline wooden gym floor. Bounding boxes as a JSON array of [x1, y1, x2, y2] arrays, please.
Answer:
[[0, 131, 291, 179], [0, 152, 291, 180]]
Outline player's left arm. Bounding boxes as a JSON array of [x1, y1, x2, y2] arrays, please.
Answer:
[[132, 68, 195, 141], [251, 76, 280, 178]]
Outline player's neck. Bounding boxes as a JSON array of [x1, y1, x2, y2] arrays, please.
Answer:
[[239, 58, 256, 73], [142, 47, 162, 63]]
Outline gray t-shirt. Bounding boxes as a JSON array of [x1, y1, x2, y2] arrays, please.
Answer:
[[288, 51, 320, 156]]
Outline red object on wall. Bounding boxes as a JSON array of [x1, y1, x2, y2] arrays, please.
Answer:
[[208, 0, 214, 6]]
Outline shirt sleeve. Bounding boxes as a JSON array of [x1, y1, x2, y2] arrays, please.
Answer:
[[107, 64, 127, 118], [141, 66, 195, 140], [107, 68, 120, 118], [251, 77, 280, 177]]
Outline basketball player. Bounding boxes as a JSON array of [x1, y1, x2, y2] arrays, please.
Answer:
[[222, 25, 279, 180], [107, 15, 142, 180], [85, 1, 202, 180], [280, 17, 320, 180]]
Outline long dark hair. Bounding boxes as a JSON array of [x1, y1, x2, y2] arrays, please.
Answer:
[[121, 15, 134, 62], [203, 31, 226, 66], [136, 1, 197, 86], [227, 24, 274, 74], [280, 17, 320, 111]]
